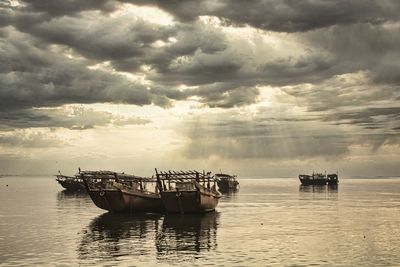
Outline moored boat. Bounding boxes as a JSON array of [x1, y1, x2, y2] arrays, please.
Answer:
[[81, 170, 163, 213], [113, 179, 164, 213], [155, 169, 221, 214], [299, 172, 327, 185], [55, 172, 85, 191], [327, 173, 339, 185], [215, 173, 239, 191]]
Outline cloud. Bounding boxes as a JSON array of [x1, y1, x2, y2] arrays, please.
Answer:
[[0, 130, 66, 148], [128, 0, 400, 32], [4, 1, 399, 115], [0, 28, 155, 111], [279, 72, 400, 131], [14, 12, 176, 63], [19, 0, 118, 17], [0, 106, 151, 130]]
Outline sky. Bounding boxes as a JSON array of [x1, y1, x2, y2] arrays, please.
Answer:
[[0, 0, 399, 177]]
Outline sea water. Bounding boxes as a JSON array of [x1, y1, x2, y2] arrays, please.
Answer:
[[1, 176, 399, 266]]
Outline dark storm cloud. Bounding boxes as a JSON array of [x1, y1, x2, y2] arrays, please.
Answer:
[[282, 77, 398, 113], [0, 29, 154, 111], [1, 0, 399, 129], [129, 0, 400, 32], [0, 107, 150, 130], [302, 23, 400, 84], [20, 0, 118, 17], [3, 2, 342, 110], [14, 14, 176, 63], [280, 72, 400, 131], [190, 85, 260, 108], [326, 107, 400, 131]]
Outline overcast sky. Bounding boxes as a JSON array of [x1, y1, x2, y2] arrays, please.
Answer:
[[0, 0, 399, 177]]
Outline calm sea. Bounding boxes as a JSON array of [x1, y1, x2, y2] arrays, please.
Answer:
[[0, 176, 399, 266]]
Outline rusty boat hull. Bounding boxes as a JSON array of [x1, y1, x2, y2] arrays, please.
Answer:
[[86, 185, 163, 213], [86, 189, 124, 212], [119, 189, 164, 213], [160, 190, 221, 213]]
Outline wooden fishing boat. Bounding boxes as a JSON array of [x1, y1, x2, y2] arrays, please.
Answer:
[[55, 173, 85, 191], [155, 169, 221, 214], [299, 172, 327, 185], [81, 170, 163, 213], [112, 179, 164, 213], [215, 173, 239, 191]]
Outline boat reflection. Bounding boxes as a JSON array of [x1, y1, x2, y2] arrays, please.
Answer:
[[156, 211, 219, 261], [299, 185, 327, 193], [299, 184, 338, 193], [219, 187, 239, 195], [299, 184, 338, 200], [57, 189, 88, 199], [327, 184, 338, 191], [56, 190, 92, 211], [78, 212, 162, 261]]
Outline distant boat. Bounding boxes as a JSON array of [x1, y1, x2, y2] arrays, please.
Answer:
[[215, 173, 239, 191], [55, 173, 85, 191], [327, 173, 339, 185], [81, 170, 164, 213], [299, 172, 327, 185], [155, 169, 222, 214]]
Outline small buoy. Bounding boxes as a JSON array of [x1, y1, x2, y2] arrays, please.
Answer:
[[364, 235, 366, 238], [6, 184, 8, 187]]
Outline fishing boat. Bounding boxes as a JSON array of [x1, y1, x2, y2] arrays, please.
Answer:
[[55, 172, 85, 191], [81, 170, 163, 213], [155, 169, 221, 214], [112, 178, 164, 213], [299, 172, 327, 185], [327, 173, 339, 185], [215, 173, 239, 191]]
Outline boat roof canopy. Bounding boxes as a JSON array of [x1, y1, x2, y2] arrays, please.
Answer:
[[79, 170, 154, 182], [155, 169, 215, 182]]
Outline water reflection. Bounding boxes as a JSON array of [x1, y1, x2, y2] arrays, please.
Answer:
[[219, 187, 239, 195], [299, 184, 338, 193], [56, 190, 92, 212], [156, 212, 219, 261], [327, 184, 338, 191], [78, 212, 162, 262], [299, 184, 338, 201], [57, 190, 88, 199]]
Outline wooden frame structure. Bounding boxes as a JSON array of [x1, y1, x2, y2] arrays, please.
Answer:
[[155, 169, 221, 214]]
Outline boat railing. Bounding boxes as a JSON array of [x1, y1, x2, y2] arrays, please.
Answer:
[[111, 180, 155, 195], [155, 169, 218, 193]]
